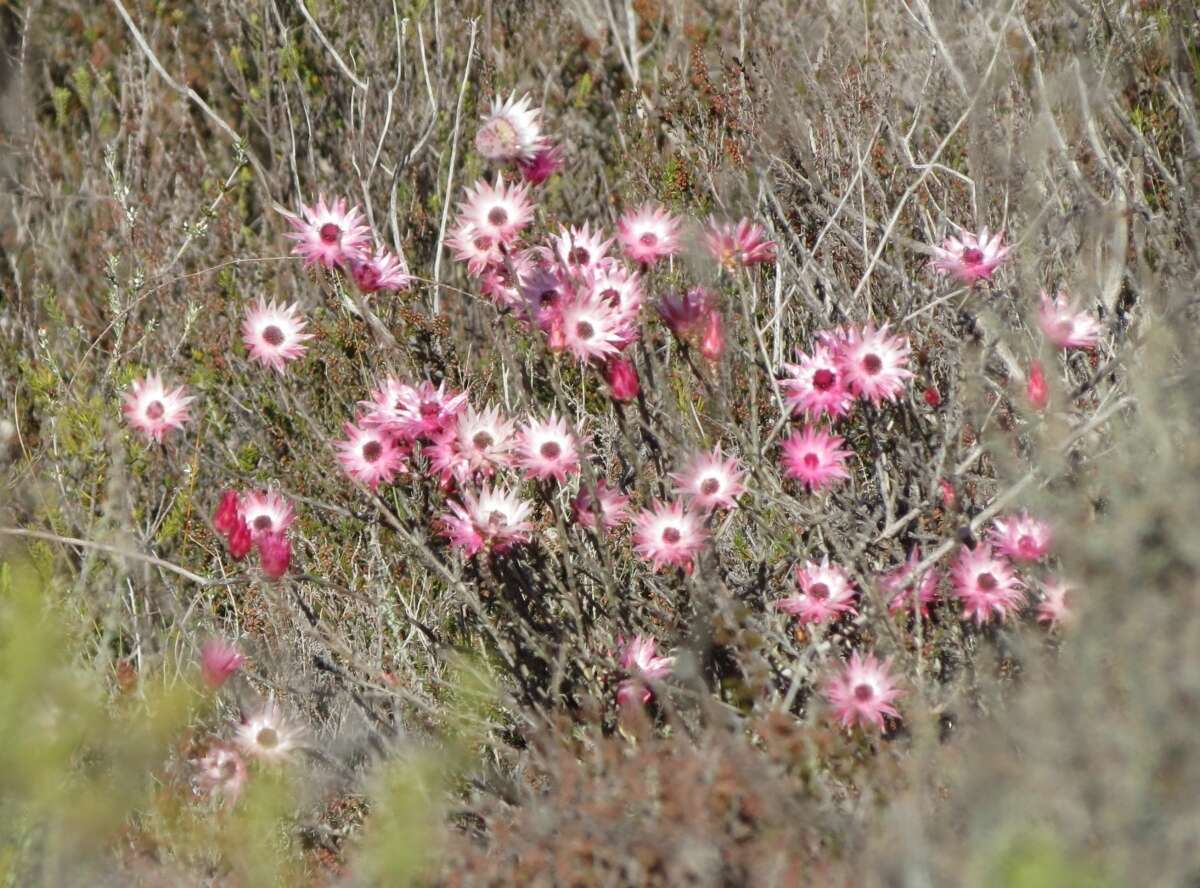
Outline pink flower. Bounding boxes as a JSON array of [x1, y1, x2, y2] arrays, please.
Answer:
[[822, 651, 903, 731], [880, 549, 940, 616], [258, 531, 291, 580], [238, 490, 295, 541], [616, 634, 675, 707], [558, 291, 627, 362], [1037, 578, 1076, 629], [703, 217, 776, 268], [476, 92, 544, 163], [335, 422, 407, 490], [241, 299, 314, 374], [950, 543, 1026, 625], [122, 374, 193, 443], [658, 287, 712, 342], [670, 448, 746, 511], [989, 512, 1052, 561], [1037, 290, 1101, 350], [480, 249, 539, 309], [521, 265, 573, 331], [779, 425, 852, 492], [191, 741, 248, 804], [440, 484, 534, 558], [551, 222, 614, 275], [200, 639, 245, 689], [699, 310, 725, 360], [774, 557, 858, 624], [517, 141, 565, 185], [1026, 360, 1049, 410], [282, 195, 371, 270], [516, 413, 583, 483], [226, 518, 253, 559], [571, 480, 630, 532], [236, 698, 304, 762], [212, 489, 242, 536], [458, 174, 534, 245], [632, 500, 709, 572], [931, 226, 1009, 283], [446, 221, 503, 276], [361, 377, 468, 441], [781, 343, 854, 420], [616, 203, 681, 265], [835, 324, 913, 405], [583, 260, 643, 330], [604, 356, 641, 402], [350, 246, 412, 293], [450, 404, 517, 477]]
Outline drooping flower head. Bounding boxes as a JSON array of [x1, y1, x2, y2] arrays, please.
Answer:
[[631, 500, 709, 573], [703, 217, 777, 269], [781, 343, 855, 420], [191, 741, 248, 804], [931, 226, 1009, 283], [475, 92, 544, 163], [774, 557, 858, 624], [571, 480, 630, 532], [616, 203, 681, 265], [517, 141, 565, 185], [350, 246, 413, 294], [616, 634, 675, 707], [551, 222, 614, 275], [235, 698, 304, 763], [658, 287, 713, 342], [122, 373, 194, 443], [834, 324, 913, 405], [822, 651, 903, 731], [440, 484, 534, 558], [880, 548, 941, 616], [989, 512, 1053, 562], [558, 291, 627, 363], [1037, 290, 1101, 350], [950, 543, 1026, 625], [336, 422, 407, 491], [670, 448, 746, 511], [282, 195, 371, 270], [238, 490, 295, 542], [200, 639, 245, 690], [241, 299, 314, 374], [780, 426, 852, 492], [516, 413, 583, 483], [1037, 578, 1077, 629], [458, 174, 534, 245]]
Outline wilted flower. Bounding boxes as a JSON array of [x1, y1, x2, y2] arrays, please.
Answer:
[[282, 195, 371, 269], [241, 299, 314, 374], [1037, 578, 1077, 629], [822, 651, 903, 731], [931, 226, 1009, 283], [122, 374, 193, 443], [517, 141, 564, 184], [658, 287, 712, 342]]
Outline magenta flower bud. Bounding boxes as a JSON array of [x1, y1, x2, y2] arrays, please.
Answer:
[[258, 532, 291, 580], [212, 489, 241, 536], [604, 356, 640, 402], [227, 519, 253, 560], [1026, 360, 1048, 410], [517, 142, 564, 185], [200, 639, 245, 689]]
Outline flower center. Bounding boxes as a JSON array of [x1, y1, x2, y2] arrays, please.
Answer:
[[599, 287, 620, 305], [700, 477, 720, 496], [808, 582, 829, 600], [253, 515, 273, 531], [853, 683, 874, 702], [362, 440, 383, 463], [487, 206, 508, 227], [962, 247, 983, 265], [539, 440, 562, 460], [977, 572, 998, 591], [145, 400, 165, 420], [319, 222, 341, 244], [575, 321, 594, 340], [262, 325, 285, 347], [862, 354, 883, 375], [802, 452, 819, 469], [220, 758, 239, 779], [478, 118, 518, 154], [256, 727, 279, 749], [639, 231, 658, 246], [1018, 534, 1038, 556], [539, 289, 559, 307], [569, 246, 590, 266], [419, 401, 441, 417], [487, 510, 508, 528], [356, 264, 381, 289], [812, 368, 836, 391], [472, 431, 494, 450], [473, 235, 494, 251], [662, 526, 682, 544]]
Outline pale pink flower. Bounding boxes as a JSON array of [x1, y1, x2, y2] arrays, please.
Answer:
[[779, 426, 852, 492], [703, 217, 776, 268], [584, 259, 643, 328], [350, 246, 412, 293], [658, 287, 712, 341], [631, 500, 708, 572], [774, 557, 858, 624], [480, 249, 539, 310], [446, 221, 503, 276], [1037, 290, 1101, 350], [616, 634, 675, 707], [558, 291, 627, 362], [989, 512, 1053, 562], [122, 373, 193, 443], [238, 490, 295, 541], [670, 448, 746, 511], [440, 484, 534, 557], [282, 195, 371, 269], [571, 480, 630, 532], [451, 404, 517, 477], [458, 174, 533, 245], [336, 422, 407, 490], [241, 299, 314, 374], [517, 141, 564, 185], [257, 531, 291, 580], [835, 324, 913, 405], [235, 698, 304, 763], [200, 639, 245, 690], [476, 92, 544, 163], [191, 742, 248, 805], [516, 413, 583, 483], [1037, 578, 1076, 629], [880, 549, 940, 616], [521, 264, 573, 331], [551, 222, 614, 274], [931, 226, 1009, 283], [822, 651, 903, 731], [780, 343, 855, 420], [950, 543, 1026, 625], [616, 203, 681, 265]]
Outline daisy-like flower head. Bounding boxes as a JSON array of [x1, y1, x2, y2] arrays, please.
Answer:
[[397, 380, 470, 441], [446, 220, 504, 277], [480, 248, 539, 310], [989, 511, 1052, 562], [558, 290, 627, 363], [670, 447, 747, 511], [774, 557, 858, 624], [241, 299, 314, 374], [616, 203, 681, 265], [631, 500, 709, 573], [238, 490, 295, 541], [516, 413, 583, 483], [350, 246, 412, 294], [571, 480, 630, 532], [475, 92, 544, 163], [1037, 290, 1101, 350], [780, 343, 855, 420], [822, 651, 903, 731], [616, 634, 675, 707], [282, 195, 372, 270], [551, 222, 614, 275], [835, 323, 913, 405], [880, 548, 941, 616], [521, 264, 573, 331], [336, 422, 407, 491], [779, 425, 852, 492], [191, 741, 248, 805], [583, 259, 643, 328], [359, 376, 417, 434], [517, 141, 565, 185], [453, 404, 517, 477], [441, 484, 534, 557], [658, 287, 712, 341], [1037, 578, 1077, 629], [931, 225, 1009, 283], [703, 217, 777, 269], [121, 373, 193, 443], [950, 543, 1026, 625], [458, 174, 534, 245], [235, 698, 304, 764]]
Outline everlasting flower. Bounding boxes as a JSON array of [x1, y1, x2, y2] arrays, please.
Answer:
[[774, 557, 858, 624], [631, 500, 708, 572], [616, 203, 681, 265], [475, 92, 544, 162], [515, 413, 582, 483], [989, 512, 1052, 562], [670, 448, 746, 511], [258, 531, 291, 580], [1026, 360, 1049, 410], [517, 141, 564, 185], [122, 374, 193, 443], [835, 324, 913, 405], [551, 222, 614, 274], [235, 699, 304, 763], [1037, 290, 1101, 350], [336, 422, 407, 490], [212, 490, 242, 536], [781, 343, 855, 420], [584, 260, 643, 329], [616, 634, 675, 707], [361, 377, 468, 441], [703, 217, 777, 268], [480, 249, 539, 310], [226, 518, 253, 559], [658, 287, 712, 341], [458, 174, 533, 245], [446, 221, 503, 276], [950, 543, 1026, 625], [450, 404, 517, 477], [1037, 578, 1076, 629], [699, 310, 725, 360], [604, 356, 641, 402], [241, 299, 314, 374], [822, 651, 903, 731], [558, 291, 626, 362], [571, 480, 630, 532], [191, 742, 248, 805], [931, 226, 1009, 283], [282, 195, 371, 269], [350, 246, 412, 293], [440, 484, 533, 557], [880, 549, 940, 616], [521, 265, 572, 332], [238, 490, 295, 542], [780, 426, 852, 492], [200, 639, 245, 690]]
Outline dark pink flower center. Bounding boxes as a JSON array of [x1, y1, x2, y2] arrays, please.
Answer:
[[600, 288, 620, 305], [487, 207, 508, 227], [812, 368, 836, 391], [540, 441, 562, 460], [862, 354, 883, 375], [808, 582, 829, 600], [662, 526, 681, 544], [262, 325, 285, 347], [700, 477, 720, 496], [802, 452, 820, 469], [319, 223, 341, 244], [474, 235, 494, 251], [487, 510, 509, 529], [962, 247, 983, 265], [575, 321, 594, 340], [220, 759, 239, 779], [145, 400, 165, 420], [253, 515, 273, 531], [639, 231, 658, 247], [1055, 320, 1073, 337], [977, 572, 998, 591], [569, 246, 590, 265], [356, 264, 381, 290], [362, 440, 383, 463], [1018, 534, 1038, 556], [853, 683, 874, 702], [472, 431, 494, 450], [420, 401, 441, 417]]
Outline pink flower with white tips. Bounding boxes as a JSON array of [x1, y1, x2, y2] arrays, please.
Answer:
[[780, 343, 855, 420], [931, 226, 1009, 283], [880, 549, 941, 616], [1037, 290, 1101, 350], [446, 221, 504, 276], [835, 324, 913, 405], [476, 92, 544, 163], [350, 246, 412, 294], [517, 141, 564, 185], [282, 195, 371, 270], [440, 484, 534, 558], [616, 203, 681, 265], [241, 299, 314, 374], [822, 651, 903, 731], [458, 174, 533, 245], [558, 291, 627, 362], [191, 741, 248, 804], [616, 634, 675, 707], [480, 249, 539, 310], [989, 512, 1052, 562], [774, 557, 858, 624], [1037, 578, 1077, 629], [336, 422, 407, 490], [703, 217, 777, 269], [670, 448, 746, 511], [235, 698, 304, 763], [584, 260, 643, 328], [122, 374, 193, 443], [551, 222, 614, 275], [571, 480, 630, 531], [238, 490, 295, 541], [950, 543, 1026, 625], [361, 378, 468, 441], [780, 426, 852, 492], [631, 500, 709, 572], [521, 264, 573, 331], [516, 413, 583, 483], [449, 404, 517, 477]]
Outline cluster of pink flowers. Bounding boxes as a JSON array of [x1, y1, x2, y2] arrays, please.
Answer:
[[281, 195, 412, 295], [211, 488, 293, 579]]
